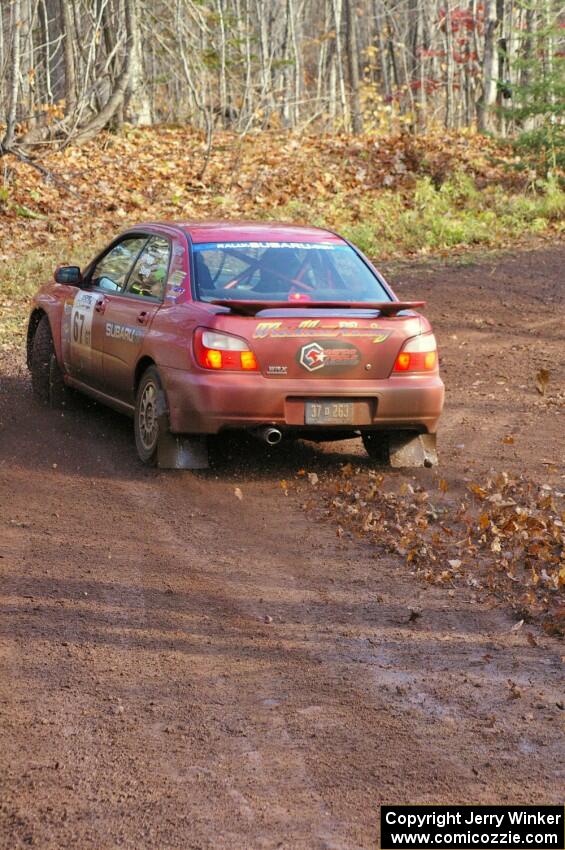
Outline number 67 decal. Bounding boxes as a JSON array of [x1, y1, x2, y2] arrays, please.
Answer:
[[70, 291, 96, 350]]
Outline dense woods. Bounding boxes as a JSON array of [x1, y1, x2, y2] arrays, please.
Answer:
[[0, 0, 563, 152]]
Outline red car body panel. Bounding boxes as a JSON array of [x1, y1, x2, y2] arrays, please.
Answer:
[[28, 221, 444, 437]]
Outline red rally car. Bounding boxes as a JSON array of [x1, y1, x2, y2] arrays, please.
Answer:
[[27, 221, 444, 469]]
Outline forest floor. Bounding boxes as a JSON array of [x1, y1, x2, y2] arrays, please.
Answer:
[[0, 126, 563, 265], [0, 243, 563, 850]]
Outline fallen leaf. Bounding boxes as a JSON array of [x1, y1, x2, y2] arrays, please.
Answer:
[[535, 368, 549, 395], [478, 512, 490, 530], [234, 487, 243, 500], [307, 472, 319, 486], [508, 679, 522, 699]]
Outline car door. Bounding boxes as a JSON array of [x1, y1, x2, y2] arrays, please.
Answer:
[[64, 235, 148, 390], [101, 234, 171, 404]]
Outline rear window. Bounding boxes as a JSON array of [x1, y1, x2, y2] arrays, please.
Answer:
[[192, 241, 390, 303]]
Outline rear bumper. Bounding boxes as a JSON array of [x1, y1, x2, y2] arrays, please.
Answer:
[[161, 366, 445, 435]]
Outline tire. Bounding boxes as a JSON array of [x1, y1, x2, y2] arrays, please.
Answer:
[[361, 431, 391, 465], [134, 366, 168, 465], [31, 315, 68, 408]]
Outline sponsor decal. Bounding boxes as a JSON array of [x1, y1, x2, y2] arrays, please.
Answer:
[[69, 290, 96, 350], [164, 269, 187, 302], [253, 321, 389, 343], [255, 321, 282, 336], [298, 341, 361, 372], [105, 322, 143, 343], [267, 365, 288, 376], [168, 269, 186, 288], [214, 241, 335, 250]]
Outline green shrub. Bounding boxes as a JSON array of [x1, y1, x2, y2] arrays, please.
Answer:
[[312, 173, 564, 255]]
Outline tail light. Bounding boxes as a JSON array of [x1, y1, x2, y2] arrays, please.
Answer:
[[193, 328, 258, 371], [393, 333, 438, 373]]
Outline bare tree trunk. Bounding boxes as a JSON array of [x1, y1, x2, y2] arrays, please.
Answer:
[[2, 0, 21, 149], [332, 0, 349, 127], [407, 0, 420, 125], [344, 0, 362, 132], [255, 0, 275, 123], [125, 0, 152, 124], [62, 0, 76, 113], [216, 0, 228, 125], [374, 0, 390, 104], [0, 6, 5, 126], [477, 0, 500, 130], [288, 0, 302, 125], [39, 0, 53, 103], [495, 0, 506, 134], [443, 0, 454, 128], [20, 0, 36, 129]]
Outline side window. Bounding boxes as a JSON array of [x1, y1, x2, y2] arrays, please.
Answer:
[[90, 237, 148, 293], [125, 236, 170, 300]]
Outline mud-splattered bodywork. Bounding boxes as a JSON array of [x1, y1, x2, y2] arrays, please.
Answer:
[[28, 221, 444, 463]]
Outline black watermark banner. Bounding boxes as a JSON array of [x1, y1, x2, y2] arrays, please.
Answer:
[[381, 806, 564, 850]]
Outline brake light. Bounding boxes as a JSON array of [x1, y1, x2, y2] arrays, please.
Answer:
[[194, 328, 258, 371], [393, 333, 438, 373]]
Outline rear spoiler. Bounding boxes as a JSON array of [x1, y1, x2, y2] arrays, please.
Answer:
[[210, 299, 426, 317]]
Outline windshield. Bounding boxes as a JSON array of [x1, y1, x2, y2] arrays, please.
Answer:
[[192, 241, 391, 303]]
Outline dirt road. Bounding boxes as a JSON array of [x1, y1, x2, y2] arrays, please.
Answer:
[[1, 246, 563, 850]]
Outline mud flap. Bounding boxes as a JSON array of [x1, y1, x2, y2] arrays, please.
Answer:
[[389, 433, 438, 468], [157, 431, 209, 470]]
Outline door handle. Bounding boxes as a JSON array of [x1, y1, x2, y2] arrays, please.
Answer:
[[95, 297, 107, 314], [137, 310, 149, 324]]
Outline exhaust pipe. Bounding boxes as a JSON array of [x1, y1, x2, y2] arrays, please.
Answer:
[[253, 426, 283, 446]]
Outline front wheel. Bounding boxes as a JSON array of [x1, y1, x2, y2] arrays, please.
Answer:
[[31, 315, 68, 408], [134, 366, 168, 465]]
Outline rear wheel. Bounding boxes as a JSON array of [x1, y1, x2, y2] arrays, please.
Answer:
[[31, 315, 68, 408], [361, 431, 391, 464], [134, 366, 168, 465]]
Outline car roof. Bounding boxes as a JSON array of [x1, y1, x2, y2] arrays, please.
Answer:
[[140, 220, 344, 245]]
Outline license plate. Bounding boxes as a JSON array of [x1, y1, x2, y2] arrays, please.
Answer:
[[305, 400, 355, 425]]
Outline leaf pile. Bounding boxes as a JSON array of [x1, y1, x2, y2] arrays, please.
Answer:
[[314, 465, 565, 634], [0, 125, 556, 259]]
